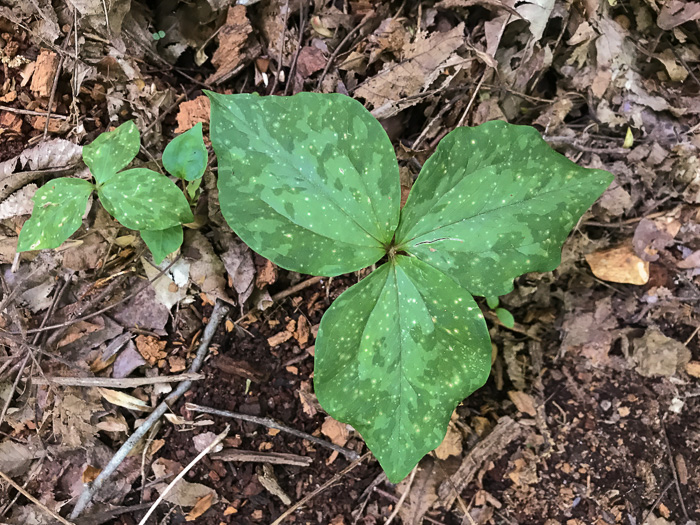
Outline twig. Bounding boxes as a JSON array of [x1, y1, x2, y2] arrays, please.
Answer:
[[270, 0, 291, 94], [233, 275, 324, 326], [136, 425, 229, 525], [270, 451, 372, 525], [69, 300, 230, 519], [316, 14, 373, 90], [186, 402, 359, 460], [456, 71, 486, 128], [5, 256, 182, 335], [43, 21, 73, 141], [0, 105, 68, 119], [640, 481, 674, 525], [385, 465, 417, 525], [660, 419, 689, 520], [211, 448, 313, 467], [284, 0, 307, 96], [33, 373, 205, 388], [0, 353, 30, 428], [0, 470, 75, 525]]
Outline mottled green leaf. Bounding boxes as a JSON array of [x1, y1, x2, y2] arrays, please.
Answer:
[[17, 178, 94, 252], [395, 120, 613, 297], [141, 226, 183, 264], [97, 168, 193, 230], [162, 122, 208, 181], [83, 121, 140, 184], [315, 256, 491, 482], [207, 91, 400, 276]]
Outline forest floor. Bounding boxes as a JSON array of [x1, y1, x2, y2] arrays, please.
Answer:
[[0, 0, 699, 524]]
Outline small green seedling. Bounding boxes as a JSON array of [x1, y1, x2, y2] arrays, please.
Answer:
[[17, 121, 207, 264], [207, 92, 613, 482], [485, 296, 515, 328], [152, 30, 166, 40]]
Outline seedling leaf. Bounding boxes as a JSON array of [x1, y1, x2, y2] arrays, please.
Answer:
[[207, 91, 400, 276], [17, 178, 94, 251], [162, 122, 208, 181], [141, 226, 183, 264], [395, 120, 613, 297], [495, 308, 515, 329], [83, 121, 140, 184], [315, 256, 491, 482], [97, 168, 193, 230]]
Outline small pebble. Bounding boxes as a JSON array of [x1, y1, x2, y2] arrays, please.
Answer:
[[600, 399, 611, 411]]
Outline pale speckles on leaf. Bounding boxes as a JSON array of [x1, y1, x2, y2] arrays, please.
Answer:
[[314, 256, 491, 483], [97, 168, 193, 231], [206, 90, 400, 276], [17, 177, 94, 252], [82, 120, 140, 184], [396, 119, 614, 297], [162, 122, 208, 181]]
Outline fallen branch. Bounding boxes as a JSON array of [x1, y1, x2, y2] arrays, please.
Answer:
[[186, 402, 359, 461], [69, 300, 230, 519]]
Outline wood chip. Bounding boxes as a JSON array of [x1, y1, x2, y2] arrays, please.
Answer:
[[30, 49, 59, 97], [208, 5, 253, 85]]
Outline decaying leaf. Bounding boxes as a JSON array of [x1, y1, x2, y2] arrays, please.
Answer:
[[632, 329, 691, 378], [98, 388, 151, 411], [185, 230, 233, 304], [321, 416, 350, 447], [355, 23, 465, 116]]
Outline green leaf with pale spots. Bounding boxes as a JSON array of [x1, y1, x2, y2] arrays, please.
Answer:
[[207, 91, 400, 276], [17, 178, 94, 252], [162, 122, 208, 181], [314, 256, 491, 482], [140, 226, 183, 264], [82, 121, 140, 184], [97, 168, 194, 230], [395, 120, 614, 297]]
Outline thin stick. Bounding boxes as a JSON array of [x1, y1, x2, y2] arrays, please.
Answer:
[[270, 0, 291, 94], [186, 402, 359, 460], [661, 419, 689, 520], [0, 105, 68, 119], [456, 72, 486, 128], [0, 470, 75, 525], [6, 256, 182, 335], [270, 451, 372, 525], [384, 465, 417, 525], [316, 14, 372, 90], [234, 275, 323, 326], [33, 373, 205, 388], [69, 301, 230, 519], [136, 425, 229, 525]]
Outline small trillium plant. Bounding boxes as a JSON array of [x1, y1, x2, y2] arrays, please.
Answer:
[[18, 91, 613, 483], [206, 92, 613, 481], [18, 121, 207, 263]]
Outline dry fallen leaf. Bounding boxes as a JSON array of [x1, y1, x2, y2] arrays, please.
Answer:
[[98, 388, 151, 412], [585, 244, 649, 285], [507, 391, 537, 417], [434, 415, 462, 459], [355, 23, 465, 115], [175, 95, 211, 134], [321, 416, 350, 446], [632, 329, 691, 378], [686, 361, 700, 378], [186, 493, 214, 521]]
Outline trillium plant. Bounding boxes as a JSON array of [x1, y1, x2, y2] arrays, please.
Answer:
[[19, 91, 612, 482], [17, 121, 208, 263]]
